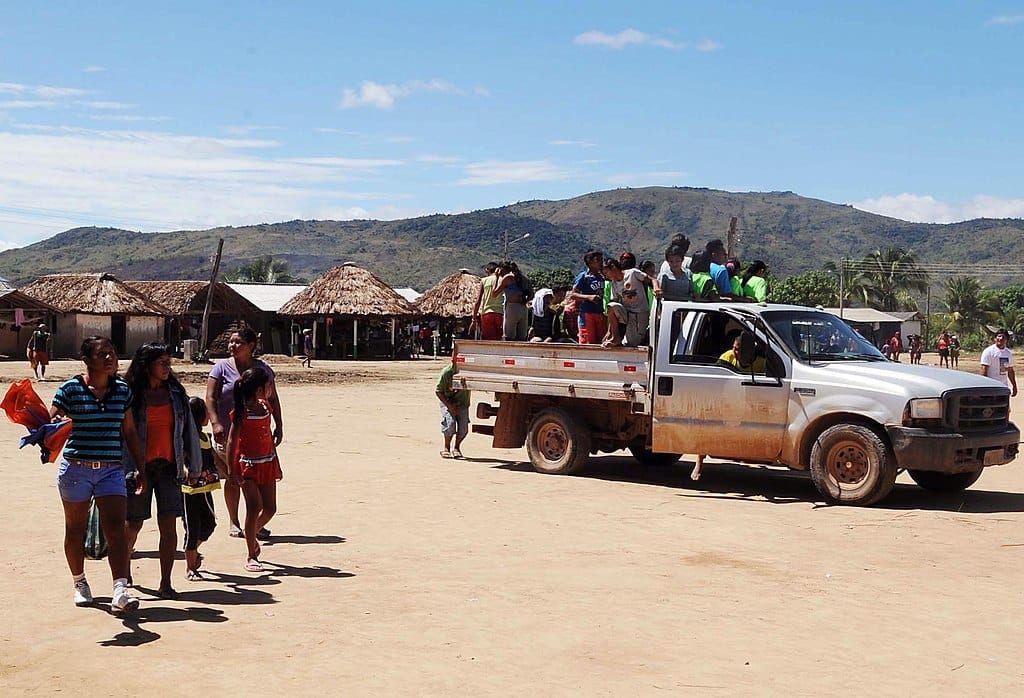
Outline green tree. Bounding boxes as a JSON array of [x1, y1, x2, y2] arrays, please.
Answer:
[[226, 256, 304, 284], [943, 276, 987, 333], [853, 247, 929, 311], [772, 271, 838, 307], [528, 267, 575, 291]]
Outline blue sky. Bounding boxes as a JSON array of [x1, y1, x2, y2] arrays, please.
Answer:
[[1, 2, 1022, 249]]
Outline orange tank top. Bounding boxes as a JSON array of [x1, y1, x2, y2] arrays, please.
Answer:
[[145, 403, 175, 463]]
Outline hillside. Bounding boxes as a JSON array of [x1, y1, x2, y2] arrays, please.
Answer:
[[1, 187, 1021, 289]]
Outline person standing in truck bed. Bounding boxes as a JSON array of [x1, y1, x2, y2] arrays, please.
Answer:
[[569, 250, 607, 345]]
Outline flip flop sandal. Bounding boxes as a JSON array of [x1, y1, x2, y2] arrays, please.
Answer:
[[186, 570, 203, 582], [440, 450, 453, 459], [245, 559, 264, 573]]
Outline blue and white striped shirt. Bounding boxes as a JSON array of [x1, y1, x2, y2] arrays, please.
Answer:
[[52, 376, 133, 461]]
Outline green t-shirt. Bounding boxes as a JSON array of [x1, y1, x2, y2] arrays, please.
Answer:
[[436, 363, 471, 408], [742, 275, 768, 302], [692, 272, 714, 298]]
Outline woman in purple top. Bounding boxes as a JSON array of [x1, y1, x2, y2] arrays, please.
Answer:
[[205, 328, 283, 538]]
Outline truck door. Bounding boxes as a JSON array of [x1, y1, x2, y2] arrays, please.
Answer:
[[651, 308, 790, 461]]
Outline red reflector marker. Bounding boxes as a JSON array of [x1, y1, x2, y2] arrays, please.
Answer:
[[563, 361, 576, 368], [455, 356, 465, 363], [503, 359, 516, 365], [623, 365, 637, 372]]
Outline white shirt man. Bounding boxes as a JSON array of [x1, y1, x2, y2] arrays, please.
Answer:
[[979, 329, 1017, 397]]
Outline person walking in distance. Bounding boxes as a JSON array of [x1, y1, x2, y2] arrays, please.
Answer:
[[980, 329, 1017, 397], [28, 323, 51, 380]]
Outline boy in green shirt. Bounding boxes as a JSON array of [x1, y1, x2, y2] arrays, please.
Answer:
[[435, 358, 471, 458]]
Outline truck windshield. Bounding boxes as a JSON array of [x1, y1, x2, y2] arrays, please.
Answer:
[[762, 310, 887, 362]]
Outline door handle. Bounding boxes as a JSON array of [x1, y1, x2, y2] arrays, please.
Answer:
[[657, 376, 673, 395]]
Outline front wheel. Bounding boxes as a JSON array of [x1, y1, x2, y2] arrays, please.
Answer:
[[628, 443, 682, 466], [908, 469, 983, 492], [525, 407, 591, 475], [809, 424, 898, 506]]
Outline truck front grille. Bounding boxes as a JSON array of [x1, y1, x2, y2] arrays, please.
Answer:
[[945, 389, 1010, 432]]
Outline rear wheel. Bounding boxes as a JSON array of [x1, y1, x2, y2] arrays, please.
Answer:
[[628, 443, 682, 466], [908, 469, 983, 492], [525, 408, 591, 475], [809, 424, 898, 506]]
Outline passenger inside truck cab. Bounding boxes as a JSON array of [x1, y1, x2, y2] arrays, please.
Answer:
[[718, 330, 766, 374]]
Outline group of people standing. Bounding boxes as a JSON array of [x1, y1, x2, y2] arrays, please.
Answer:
[[469, 236, 770, 348], [50, 327, 285, 613]]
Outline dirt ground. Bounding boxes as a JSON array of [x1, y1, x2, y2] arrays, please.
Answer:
[[0, 352, 1021, 695]]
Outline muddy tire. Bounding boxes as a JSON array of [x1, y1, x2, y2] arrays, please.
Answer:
[[908, 469, 983, 492], [809, 424, 898, 506], [628, 444, 682, 466], [526, 408, 591, 475]]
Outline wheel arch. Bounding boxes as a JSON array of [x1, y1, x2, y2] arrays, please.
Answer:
[[799, 412, 892, 469]]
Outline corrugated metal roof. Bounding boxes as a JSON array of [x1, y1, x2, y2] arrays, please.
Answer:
[[226, 283, 306, 312], [822, 307, 904, 323], [393, 287, 422, 303]]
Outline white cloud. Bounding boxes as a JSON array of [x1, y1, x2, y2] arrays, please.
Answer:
[[986, 14, 1024, 25], [90, 114, 171, 122], [79, 101, 135, 110], [852, 193, 1024, 223], [474, 85, 491, 97], [340, 79, 461, 110], [0, 100, 56, 109], [459, 160, 573, 185], [82, 65, 106, 73], [574, 28, 685, 50], [696, 39, 723, 52], [550, 139, 596, 147], [416, 154, 462, 164], [607, 171, 688, 185], [0, 126, 414, 243]]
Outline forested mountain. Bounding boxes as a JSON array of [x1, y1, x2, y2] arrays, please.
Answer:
[[1, 187, 1021, 288]]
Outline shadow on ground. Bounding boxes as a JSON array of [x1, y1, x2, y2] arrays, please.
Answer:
[[494, 454, 1024, 513]]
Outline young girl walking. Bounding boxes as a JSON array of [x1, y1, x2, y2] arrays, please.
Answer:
[[226, 368, 282, 572]]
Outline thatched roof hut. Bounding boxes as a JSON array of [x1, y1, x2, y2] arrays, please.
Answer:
[[21, 273, 171, 356], [278, 263, 416, 317], [125, 280, 261, 318], [207, 320, 262, 358], [415, 269, 481, 318], [0, 290, 60, 358], [23, 273, 171, 315], [277, 263, 415, 359]]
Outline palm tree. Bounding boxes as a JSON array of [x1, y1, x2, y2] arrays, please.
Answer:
[[853, 247, 929, 311], [824, 260, 872, 307], [226, 256, 302, 284], [943, 276, 986, 333]]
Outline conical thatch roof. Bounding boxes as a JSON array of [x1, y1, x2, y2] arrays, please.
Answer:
[[126, 280, 261, 318], [278, 263, 416, 317], [415, 269, 482, 318], [22, 273, 172, 315]]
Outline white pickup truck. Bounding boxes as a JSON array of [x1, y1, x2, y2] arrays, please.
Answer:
[[454, 301, 1020, 506]]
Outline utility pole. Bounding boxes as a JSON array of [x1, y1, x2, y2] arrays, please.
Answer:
[[839, 257, 846, 319], [726, 217, 739, 258], [200, 238, 224, 354]]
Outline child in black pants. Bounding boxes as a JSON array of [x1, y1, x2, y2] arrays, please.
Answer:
[[183, 397, 219, 581]]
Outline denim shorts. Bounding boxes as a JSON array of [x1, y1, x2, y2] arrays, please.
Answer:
[[57, 460, 127, 502], [440, 403, 469, 438], [127, 459, 184, 521]]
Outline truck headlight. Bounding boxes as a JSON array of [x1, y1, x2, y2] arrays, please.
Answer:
[[903, 398, 943, 427]]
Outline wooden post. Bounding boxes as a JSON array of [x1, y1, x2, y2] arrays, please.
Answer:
[[200, 238, 224, 354], [726, 217, 738, 258], [353, 318, 358, 360], [839, 258, 845, 319]]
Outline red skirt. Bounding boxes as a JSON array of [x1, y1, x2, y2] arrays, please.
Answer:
[[239, 457, 282, 485]]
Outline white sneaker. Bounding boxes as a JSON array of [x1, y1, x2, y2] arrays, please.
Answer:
[[111, 586, 139, 613], [74, 580, 93, 606]]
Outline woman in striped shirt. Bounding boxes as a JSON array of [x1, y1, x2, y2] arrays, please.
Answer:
[[50, 336, 146, 613]]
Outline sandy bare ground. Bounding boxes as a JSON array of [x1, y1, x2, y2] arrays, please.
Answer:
[[0, 354, 1022, 695]]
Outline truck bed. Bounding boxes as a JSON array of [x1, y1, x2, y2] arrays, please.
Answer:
[[453, 340, 651, 406]]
